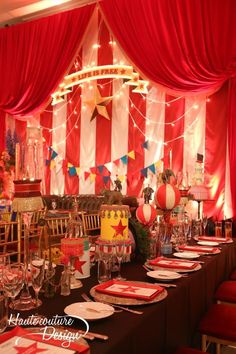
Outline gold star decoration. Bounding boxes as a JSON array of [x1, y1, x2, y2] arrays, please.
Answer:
[[84, 87, 112, 122]]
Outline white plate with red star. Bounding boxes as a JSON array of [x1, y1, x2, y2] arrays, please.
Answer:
[[64, 301, 115, 321]]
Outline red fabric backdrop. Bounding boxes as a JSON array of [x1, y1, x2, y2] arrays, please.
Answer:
[[100, 0, 236, 93], [0, 2, 236, 217], [0, 5, 95, 116]]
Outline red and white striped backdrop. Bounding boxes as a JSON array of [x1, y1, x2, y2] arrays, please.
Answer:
[[3, 10, 232, 219]]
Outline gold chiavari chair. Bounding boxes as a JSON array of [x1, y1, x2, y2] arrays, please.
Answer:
[[18, 209, 47, 261], [81, 212, 101, 236], [0, 212, 20, 262], [44, 216, 71, 248]]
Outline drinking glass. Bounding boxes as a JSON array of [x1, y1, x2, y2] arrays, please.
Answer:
[[215, 221, 222, 237], [183, 217, 191, 241], [172, 223, 181, 247], [225, 221, 232, 240], [2, 263, 24, 309], [202, 215, 208, 235], [30, 254, 45, 307], [115, 242, 125, 280], [97, 257, 111, 283]]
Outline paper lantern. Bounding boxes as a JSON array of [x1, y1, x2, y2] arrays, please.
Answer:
[[155, 183, 180, 210], [136, 204, 157, 225]]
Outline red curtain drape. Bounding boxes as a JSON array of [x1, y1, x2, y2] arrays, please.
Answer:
[[0, 5, 95, 117], [100, 0, 236, 217], [228, 78, 236, 218], [100, 0, 236, 93]]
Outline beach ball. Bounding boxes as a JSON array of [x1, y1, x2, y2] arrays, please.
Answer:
[[155, 183, 180, 210], [136, 204, 157, 225]]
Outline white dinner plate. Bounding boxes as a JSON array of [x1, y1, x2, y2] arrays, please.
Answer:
[[197, 241, 219, 246], [147, 270, 182, 281], [173, 252, 200, 259], [64, 301, 115, 321]]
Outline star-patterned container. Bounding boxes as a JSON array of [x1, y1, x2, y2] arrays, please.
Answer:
[[100, 204, 130, 242]]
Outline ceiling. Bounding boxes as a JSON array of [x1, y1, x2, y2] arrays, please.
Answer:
[[0, 0, 96, 28]]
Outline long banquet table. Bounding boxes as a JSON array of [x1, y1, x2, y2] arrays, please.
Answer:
[[23, 240, 236, 354]]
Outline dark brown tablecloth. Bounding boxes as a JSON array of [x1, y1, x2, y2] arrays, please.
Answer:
[[30, 240, 236, 354]]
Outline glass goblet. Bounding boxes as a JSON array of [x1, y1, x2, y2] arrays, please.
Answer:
[[2, 263, 24, 310], [115, 242, 125, 280], [183, 217, 191, 242], [30, 254, 45, 307]]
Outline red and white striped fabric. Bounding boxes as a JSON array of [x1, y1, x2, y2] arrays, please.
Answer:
[[2, 10, 232, 220], [136, 204, 157, 226], [155, 184, 180, 210]]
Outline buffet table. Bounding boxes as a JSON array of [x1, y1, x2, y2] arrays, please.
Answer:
[[27, 239, 236, 354]]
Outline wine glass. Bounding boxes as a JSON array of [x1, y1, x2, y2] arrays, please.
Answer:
[[115, 242, 125, 280], [202, 215, 208, 235], [183, 217, 191, 242], [30, 254, 45, 307], [2, 263, 24, 309], [172, 223, 181, 247]]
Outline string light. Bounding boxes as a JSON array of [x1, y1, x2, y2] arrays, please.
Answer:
[[40, 16, 209, 159]]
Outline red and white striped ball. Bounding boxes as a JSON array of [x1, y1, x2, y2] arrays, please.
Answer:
[[155, 183, 180, 210], [136, 204, 157, 225]]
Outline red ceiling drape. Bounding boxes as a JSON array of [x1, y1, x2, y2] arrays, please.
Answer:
[[100, 0, 236, 93], [0, 5, 95, 117], [100, 0, 236, 217]]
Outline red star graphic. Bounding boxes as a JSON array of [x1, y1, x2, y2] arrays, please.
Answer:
[[71, 76, 77, 83], [74, 259, 86, 274], [133, 77, 139, 82], [120, 286, 138, 293], [111, 220, 127, 238], [14, 342, 47, 354], [120, 69, 126, 75]]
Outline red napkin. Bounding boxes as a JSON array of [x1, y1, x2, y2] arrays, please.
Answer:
[[0, 326, 89, 354], [178, 245, 219, 253], [95, 279, 164, 301], [198, 236, 226, 242], [149, 257, 199, 270]]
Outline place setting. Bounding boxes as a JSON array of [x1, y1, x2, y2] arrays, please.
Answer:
[[146, 256, 202, 273]]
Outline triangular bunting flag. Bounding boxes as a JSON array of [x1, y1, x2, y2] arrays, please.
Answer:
[[128, 150, 135, 159], [103, 176, 110, 185], [51, 150, 58, 160], [140, 167, 148, 178], [50, 160, 56, 170], [46, 159, 50, 166], [148, 164, 156, 174], [121, 155, 128, 165], [90, 173, 96, 182], [104, 162, 113, 172], [142, 140, 149, 150], [113, 159, 120, 167], [98, 165, 104, 174], [84, 172, 90, 181], [76, 167, 80, 175], [118, 175, 125, 183], [69, 166, 77, 176]]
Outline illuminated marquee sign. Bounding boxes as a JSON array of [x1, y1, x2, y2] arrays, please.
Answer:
[[51, 65, 149, 105]]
